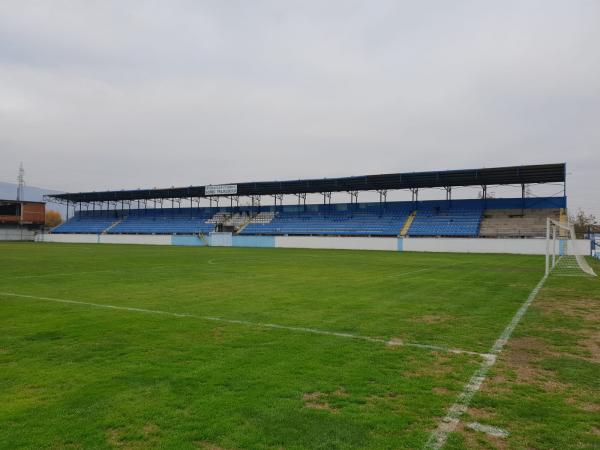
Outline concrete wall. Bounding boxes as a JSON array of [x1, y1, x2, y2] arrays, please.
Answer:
[[402, 237, 590, 255], [36, 233, 169, 245], [33, 232, 592, 256], [232, 235, 276, 248], [171, 235, 207, 246], [100, 234, 171, 245], [276, 235, 397, 251], [36, 233, 98, 243], [208, 232, 233, 247], [0, 227, 36, 241]]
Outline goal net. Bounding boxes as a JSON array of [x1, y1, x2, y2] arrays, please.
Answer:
[[546, 218, 596, 277]]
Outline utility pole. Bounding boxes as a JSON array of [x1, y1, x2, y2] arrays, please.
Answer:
[[16, 162, 25, 201]]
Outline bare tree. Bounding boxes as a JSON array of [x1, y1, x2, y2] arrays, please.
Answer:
[[569, 208, 598, 237]]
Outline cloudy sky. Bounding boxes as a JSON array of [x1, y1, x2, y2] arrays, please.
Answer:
[[1, 1, 598, 214]]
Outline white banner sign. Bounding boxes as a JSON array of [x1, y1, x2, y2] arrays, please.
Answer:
[[205, 184, 238, 196]]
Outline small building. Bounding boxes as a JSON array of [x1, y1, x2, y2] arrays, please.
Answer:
[[0, 199, 45, 241]]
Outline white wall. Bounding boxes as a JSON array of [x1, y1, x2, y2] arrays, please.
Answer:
[[35, 233, 170, 245], [36, 233, 98, 243], [34, 233, 592, 256], [276, 235, 398, 251], [0, 227, 36, 241], [402, 237, 591, 255], [100, 234, 171, 245]]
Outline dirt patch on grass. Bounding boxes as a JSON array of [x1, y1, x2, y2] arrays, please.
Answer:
[[211, 327, 225, 343], [579, 402, 600, 412], [195, 442, 227, 450], [302, 389, 349, 413], [419, 315, 450, 324], [498, 337, 576, 393], [142, 423, 159, 436], [538, 298, 600, 320], [488, 371, 509, 385], [302, 391, 336, 412], [536, 297, 600, 363], [432, 387, 451, 395], [106, 425, 160, 449], [304, 401, 336, 411], [466, 407, 495, 421], [106, 429, 125, 448], [580, 329, 600, 363], [333, 387, 348, 398], [507, 336, 546, 358], [501, 337, 552, 382], [302, 392, 323, 401], [406, 354, 455, 377]]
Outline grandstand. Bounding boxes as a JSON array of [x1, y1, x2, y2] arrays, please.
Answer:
[[47, 163, 567, 240], [51, 197, 564, 239]]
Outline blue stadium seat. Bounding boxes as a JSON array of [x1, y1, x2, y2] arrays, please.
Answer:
[[52, 199, 548, 238], [407, 206, 483, 237], [240, 203, 412, 237]]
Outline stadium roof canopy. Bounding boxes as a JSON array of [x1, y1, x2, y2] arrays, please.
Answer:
[[47, 163, 565, 204], [0, 199, 45, 204]]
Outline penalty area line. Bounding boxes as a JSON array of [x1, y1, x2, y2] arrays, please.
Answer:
[[0, 291, 487, 358], [423, 274, 548, 450]]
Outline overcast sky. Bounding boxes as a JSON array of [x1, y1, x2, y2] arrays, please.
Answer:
[[1, 1, 598, 215]]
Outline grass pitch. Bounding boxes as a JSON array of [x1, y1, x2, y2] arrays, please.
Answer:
[[0, 243, 598, 449]]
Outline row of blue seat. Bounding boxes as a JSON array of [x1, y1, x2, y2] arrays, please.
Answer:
[[53, 202, 484, 236], [408, 209, 482, 236], [240, 208, 411, 236]]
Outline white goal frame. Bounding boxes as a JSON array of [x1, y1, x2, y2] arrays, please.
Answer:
[[546, 218, 596, 277]]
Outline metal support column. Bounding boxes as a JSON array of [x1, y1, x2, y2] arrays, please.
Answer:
[[295, 193, 307, 209], [411, 188, 419, 209], [272, 194, 283, 209], [321, 192, 331, 216], [377, 190, 388, 216]]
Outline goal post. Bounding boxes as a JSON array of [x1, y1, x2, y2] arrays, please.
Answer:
[[546, 218, 596, 277]]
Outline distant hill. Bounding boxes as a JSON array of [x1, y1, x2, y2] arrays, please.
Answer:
[[0, 182, 68, 217]]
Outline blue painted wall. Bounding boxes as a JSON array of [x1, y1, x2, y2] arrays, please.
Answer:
[[209, 232, 233, 247], [171, 235, 206, 246], [232, 235, 275, 248]]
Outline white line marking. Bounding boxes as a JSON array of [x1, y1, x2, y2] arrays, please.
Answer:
[[7, 269, 130, 279], [0, 260, 230, 280], [387, 263, 469, 279], [0, 291, 486, 357], [1, 265, 172, 280], [466, 422, 509, 438], [387, 268, 432, 278], [424, 274, 547, 449]]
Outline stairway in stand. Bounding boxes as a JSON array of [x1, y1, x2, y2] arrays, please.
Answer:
[[400, 211, 416, 236], [102, 219, 123, 234]]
